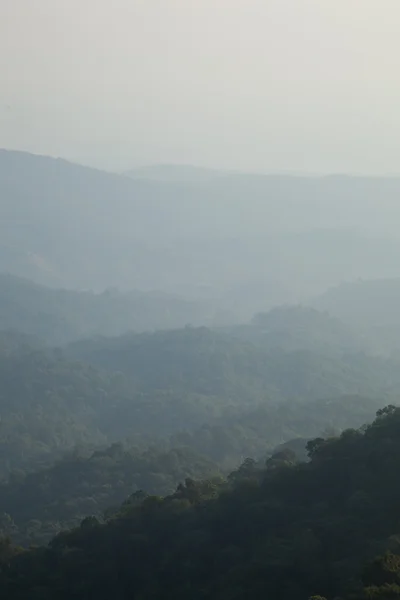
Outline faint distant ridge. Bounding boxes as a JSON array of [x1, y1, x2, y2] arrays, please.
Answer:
[[123, 163, 325, 182], [123, 164, 234, 183], [0, 273, 222, 345], [4, 148, 400, 301], [311, 277, 400, 356]]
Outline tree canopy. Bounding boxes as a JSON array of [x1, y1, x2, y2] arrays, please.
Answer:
[[2, 408, 400, 598]]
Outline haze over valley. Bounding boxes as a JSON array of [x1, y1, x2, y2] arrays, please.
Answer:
[[2, 1, 400, 598], [3, 149, 400, 320]]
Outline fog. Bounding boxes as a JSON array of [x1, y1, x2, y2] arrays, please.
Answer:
[[4, 4, 400, 585], [2, 0, 400, 173], [2, 0, 400, 321]]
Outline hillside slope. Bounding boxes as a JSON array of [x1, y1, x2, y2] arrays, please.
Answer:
[[3, 407, 400, 599], [67, 326, 400, 403], [1, 326, 398, 479]]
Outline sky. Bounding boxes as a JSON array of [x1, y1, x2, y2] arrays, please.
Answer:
[[1, 0, 400, 173]]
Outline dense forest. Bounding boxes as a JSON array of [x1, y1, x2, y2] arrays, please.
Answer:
[[3, 152, 400, 597], [0, 322, 398, 479], [0, 301, 398, 561], [2, 407, 400, 598], [0, 444, 220, 546], [66, 325, 400, 401]]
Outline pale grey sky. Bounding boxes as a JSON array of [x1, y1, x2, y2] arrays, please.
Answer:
[[1, 0, 399, 173]]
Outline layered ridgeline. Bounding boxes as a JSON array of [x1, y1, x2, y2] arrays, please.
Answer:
[[0, 445, 221, 547], [5, 269, 400, 356], [313, 278, 400, 356], [0, 273, 365, 350], [0, 273, 223, 344], [4, 149, 400, 315], [0, 323, 397, 477], [66, 324, 398, 404], [3, 407, 400, 599], [2, 306, 400, 552], [0, 395, 385, 547]]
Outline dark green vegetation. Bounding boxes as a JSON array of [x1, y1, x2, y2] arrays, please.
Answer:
[[3, 408, 400, 598], [0, 445, 220, 546], [0, 316, 396, 552], [0, 323, 394, 478], [0, 330, 128, 476]]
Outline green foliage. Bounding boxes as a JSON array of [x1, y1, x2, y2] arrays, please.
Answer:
[[167, 395, 384, 467], [0, 332, 137, 476], [1, 320, 400, 600], [0, 328, 391, 484], [0, 444, 219, 546], [3, 408, 400, 598], [68, 327, 400, 404]]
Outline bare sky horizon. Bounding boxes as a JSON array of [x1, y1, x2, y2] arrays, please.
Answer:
[[1, 0, 399, 173]]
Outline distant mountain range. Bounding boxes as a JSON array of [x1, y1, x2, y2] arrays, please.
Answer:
[[312, 278, 400, 355], [124, 164, 230, 183], [124, 164, 323, 182], [0, 273, 224, 345], [3, 149, 400, 316]]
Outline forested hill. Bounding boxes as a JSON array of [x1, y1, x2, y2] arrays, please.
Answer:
[[3, 407, 400, 599], [0, 444, 221, 546], [0, 327, 397, 479], [67, 326, 400, 402], [0, 275, 366, 351], [0, 391, 384, 547], [0, 273, 220, 344], [0, 332, 131, 476]]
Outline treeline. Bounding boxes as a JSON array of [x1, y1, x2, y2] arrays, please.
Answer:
[[0, 444, 220, 546], [2, 408, 400, 598], [0, 393, 383, 547]]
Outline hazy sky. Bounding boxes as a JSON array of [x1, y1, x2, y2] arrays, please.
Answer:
[[1, 0, 399, 173]]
